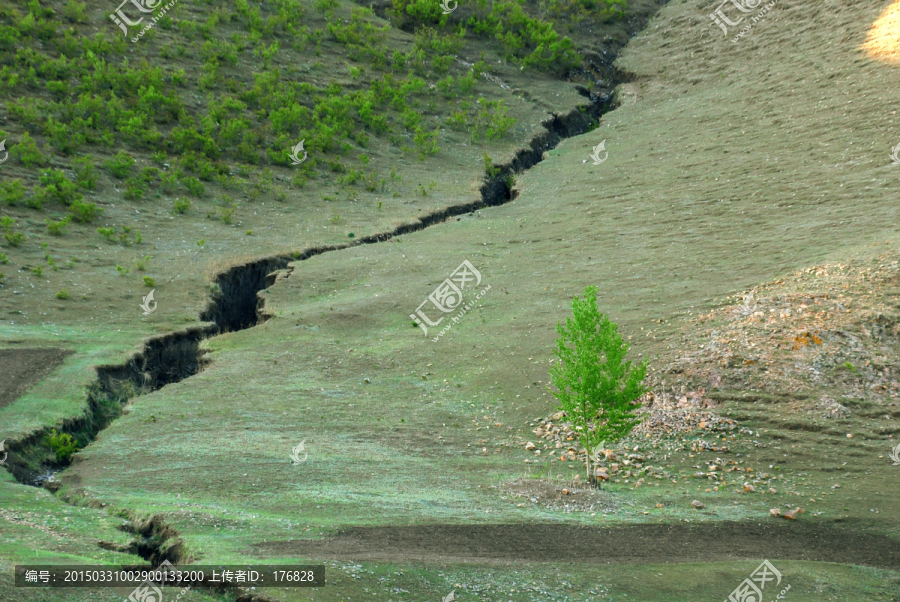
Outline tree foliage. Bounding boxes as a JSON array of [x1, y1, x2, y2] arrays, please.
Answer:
[[550, 286, 647, 484]]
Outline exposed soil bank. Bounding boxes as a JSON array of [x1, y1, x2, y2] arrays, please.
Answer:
[[3, 324, 215, 489], [253, 521, 900, 569]]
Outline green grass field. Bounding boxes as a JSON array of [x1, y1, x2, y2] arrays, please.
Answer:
[[2, 0, 900, 600]]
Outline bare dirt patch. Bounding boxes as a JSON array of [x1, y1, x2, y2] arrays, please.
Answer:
[[501, 478, 620, 514], [0, 348, 72, 410], [252, 521, 900, 568]]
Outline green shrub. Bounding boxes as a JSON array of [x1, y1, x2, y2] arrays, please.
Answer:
[[413, 126, 439, 159], [103, 152, 136, 179], [123, 178, 144, 201], [4, 231, 24, 246], [218, 205, 234, 224], [56, 289, 70, 300], [10, 133, 48, 167], [142, 276, 154, 287], [62, 0, 87, 23], [73, 156, 97, 190], [139, 166, 160, 184], [173, 197, 190, 214], [38, 169, 81, 205], [46, 429, 79, 462], [69, 199, 102, 223], [46, 216, 71, 236], [160, 173, 178, 193], [1, 216, 24, 246], [0, 179, 27, 206], [181, 176, 205, 197], [97, 227, 114, 240], [393, 0, 446, 25], [0, 252, 8, 264]]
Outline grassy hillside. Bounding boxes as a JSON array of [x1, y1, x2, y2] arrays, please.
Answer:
[[2, 0, 900, 600]]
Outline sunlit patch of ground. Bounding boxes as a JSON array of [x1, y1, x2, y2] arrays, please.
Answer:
[[862, 0, 900, 66]]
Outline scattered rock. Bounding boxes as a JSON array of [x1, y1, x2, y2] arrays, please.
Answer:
[[769, 508, 782, 517], [691, 500, 705, 510], [768, 488, 777, 494], [743, 483, 755, 493], [525, 441, 536, 451], [782, 507, 804, 520], [561, 489, 569, 495]]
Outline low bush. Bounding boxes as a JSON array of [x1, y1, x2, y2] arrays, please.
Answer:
[[46, 429, 79, 462], [69, 199, 102, 223]]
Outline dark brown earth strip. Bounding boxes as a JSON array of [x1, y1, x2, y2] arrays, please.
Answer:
[[251, 522, 900, 569], [0, 348, 73, 410]]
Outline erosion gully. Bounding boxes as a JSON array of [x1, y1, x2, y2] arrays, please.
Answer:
[[1, 55, 630, 583]]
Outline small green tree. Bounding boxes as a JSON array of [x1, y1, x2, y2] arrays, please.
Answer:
[[550, 285, 648, 485]]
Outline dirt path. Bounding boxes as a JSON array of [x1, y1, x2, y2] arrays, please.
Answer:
[[253, 521, 900, 569]]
